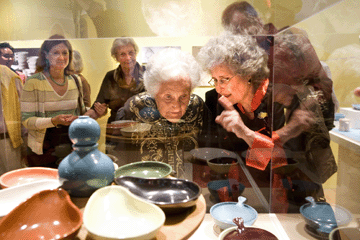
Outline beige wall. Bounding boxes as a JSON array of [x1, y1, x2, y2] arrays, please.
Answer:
[[2, 0, 340, 41]]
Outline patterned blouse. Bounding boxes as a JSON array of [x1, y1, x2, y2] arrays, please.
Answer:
[[115, 92, 211, 177]]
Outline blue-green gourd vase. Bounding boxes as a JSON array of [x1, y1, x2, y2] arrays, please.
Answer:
[[58, 116, 115, 197]]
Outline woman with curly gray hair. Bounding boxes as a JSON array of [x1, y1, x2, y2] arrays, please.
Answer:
[[198, 32, 333, 213]]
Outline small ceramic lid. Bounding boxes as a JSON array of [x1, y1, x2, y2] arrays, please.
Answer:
[[210, 196, 258, 226]]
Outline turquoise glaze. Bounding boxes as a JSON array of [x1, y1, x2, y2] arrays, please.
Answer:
[[58, 116, 115, 197], [300, 196, 352, 234]]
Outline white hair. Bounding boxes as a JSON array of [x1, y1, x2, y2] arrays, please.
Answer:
[[110, 37, 139, 58], [144, 48, 201, 96]]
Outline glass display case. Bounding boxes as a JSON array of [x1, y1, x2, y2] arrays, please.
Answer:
[[1, 0, 360, 239]]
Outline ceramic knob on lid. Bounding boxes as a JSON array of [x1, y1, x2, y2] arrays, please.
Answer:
[[58, 116, 115, 197]]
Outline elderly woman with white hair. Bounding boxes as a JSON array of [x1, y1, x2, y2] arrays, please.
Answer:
[[115, 48, 211, 176], [85, 37, 145, 123], [197, 32, 336, 213]]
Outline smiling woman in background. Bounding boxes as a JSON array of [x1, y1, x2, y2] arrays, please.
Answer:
[[21, 34, 86, 168], [85, 37, 145, 123]]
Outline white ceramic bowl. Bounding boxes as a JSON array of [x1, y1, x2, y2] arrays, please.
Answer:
[[83, 185, 165, 240]]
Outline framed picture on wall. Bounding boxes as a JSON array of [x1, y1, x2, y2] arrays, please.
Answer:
[[11, 48, 40, 78]]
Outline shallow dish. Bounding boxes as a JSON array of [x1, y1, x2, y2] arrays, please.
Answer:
[[0, 179, 61, 217], [210, 196, 258, 230], [107, 120, 138, 135], [207, 179, 245, 202], [114, 176, 201, 214], [114, 161, 172, 178], [190, 147, 237, 162], [0, 188, 82, 240], [120, 123, 152, 137], [83, 185, 165, 240], [300, 196, 352, 234], [0, 167, 58, 189]]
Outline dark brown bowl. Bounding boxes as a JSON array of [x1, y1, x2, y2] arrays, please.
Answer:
[[207, 157, 239, 174]]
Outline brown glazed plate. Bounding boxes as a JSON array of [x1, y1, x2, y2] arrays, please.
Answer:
[[0, 188, 82, 240]]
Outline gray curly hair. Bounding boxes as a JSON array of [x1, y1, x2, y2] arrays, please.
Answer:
[[110, 37, 139, 59], [197, 32, 269, 91], [144, 48, 201, 97]]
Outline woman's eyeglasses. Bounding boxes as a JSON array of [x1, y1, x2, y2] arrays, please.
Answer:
[[208, 75, 236, 87]]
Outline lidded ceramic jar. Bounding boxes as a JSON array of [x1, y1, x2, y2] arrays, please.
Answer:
[[58, 116, 115, 197]]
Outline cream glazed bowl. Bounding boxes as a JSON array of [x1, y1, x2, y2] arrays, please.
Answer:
[[83, 185, 165, 240]]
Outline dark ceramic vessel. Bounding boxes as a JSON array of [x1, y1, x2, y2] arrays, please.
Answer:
[[222, 227, 278, 240], [207, 179, 245, 202], [219, 217, 278, 240], [114, 176, 201, 214]]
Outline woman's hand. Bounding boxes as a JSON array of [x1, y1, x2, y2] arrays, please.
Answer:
[[52, 114, 78, 126], [215, 96, 255, 146], [94, 102, 108, 117]]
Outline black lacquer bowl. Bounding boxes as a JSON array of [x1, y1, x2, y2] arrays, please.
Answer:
[[114, 176, 201, 214]]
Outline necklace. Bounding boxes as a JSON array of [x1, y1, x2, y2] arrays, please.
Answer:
[[49, 74, 67, 86]]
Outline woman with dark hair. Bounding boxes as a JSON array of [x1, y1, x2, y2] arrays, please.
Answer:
[[21, 34, 86, 167]]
